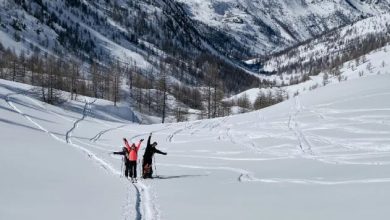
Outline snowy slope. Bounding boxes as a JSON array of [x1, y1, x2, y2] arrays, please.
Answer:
[[0, 82, 128, 220], [1, 66, 390, 219]]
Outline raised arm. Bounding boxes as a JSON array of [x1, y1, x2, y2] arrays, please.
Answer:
[[136, 139, 144, 151], [147, 133, 152, 148], [154, 148, 167, 155], [123, 138, 131, 149]]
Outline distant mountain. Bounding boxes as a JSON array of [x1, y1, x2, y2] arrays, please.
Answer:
[[0, 0, 262, 92], [1, 0, 389, 68], [179, 0, 390, 58], [1, 0, 389, 121]]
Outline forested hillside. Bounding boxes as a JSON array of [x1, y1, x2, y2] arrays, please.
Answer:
[[1, 0, 389, 122]]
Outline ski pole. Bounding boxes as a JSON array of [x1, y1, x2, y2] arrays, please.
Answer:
[[120, 157, 123, 178], [139, 159, 141, 178], [153, 156, 157, 177]]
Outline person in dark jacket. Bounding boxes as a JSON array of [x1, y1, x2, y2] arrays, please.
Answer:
[[113, 138, 143, 180], [142, 133, 167, 179]]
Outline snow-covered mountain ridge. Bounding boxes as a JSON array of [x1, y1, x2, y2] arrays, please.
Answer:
[[178, 0, 390, 56], [1, 0, 390, 66], [225, 13, 390, 112], [1, 0, 390, 122], [263, 13, 390, 74], [0, 0, 262, 95]]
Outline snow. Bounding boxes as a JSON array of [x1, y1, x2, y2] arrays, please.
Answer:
[[1, 66, 390, 219], [0, 82, 127, 220], [231, 40, 390, 105], [0, 29, 29, 55], [177, 0, 390, 54], [0, 0, 152, 70], [262, 13, 390, 74], [226, 87, 284, 103]]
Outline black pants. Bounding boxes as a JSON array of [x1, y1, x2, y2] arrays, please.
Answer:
[[125, 160, 137, 178]]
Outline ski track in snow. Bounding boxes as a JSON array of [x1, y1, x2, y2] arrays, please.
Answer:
[[289, 97, 390, 166], [90, 124, 128, 142], [160, 163, 257, 182], [289, 96, 314, 155], [135, 181, 160, 220], [4, 93, 160, 220], [160, 163, 390, 185], [65, 99, 93, 144], [156, 92, 390, 185], [288, 97, 354, 164], [5, 93, 64, 143], [166, 120, 205, 142], [167, 154, 288, 161], [166, 126, 185, 143], [68, 99, 160, 220], [253, 177, 390, 185], [130, 182, 142, 220]]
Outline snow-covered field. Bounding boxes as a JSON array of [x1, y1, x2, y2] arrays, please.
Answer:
[[1, 72, 390, 219]]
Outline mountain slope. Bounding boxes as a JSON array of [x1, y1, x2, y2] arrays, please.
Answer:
[[1, 0, 390, 66], [179, 0, 390, 58], [1, 0, 390, 122]]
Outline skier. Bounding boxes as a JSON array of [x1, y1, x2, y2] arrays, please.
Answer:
[[113, 138, 143, 182], [142, 133, 167, 179]]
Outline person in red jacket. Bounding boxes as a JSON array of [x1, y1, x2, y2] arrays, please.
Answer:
[[113, 138, 143, 182]]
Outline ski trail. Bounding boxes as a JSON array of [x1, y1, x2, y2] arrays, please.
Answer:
[[167, 121, 202, 143], [209, 116, 230, 131], [81, 99, 160, 220], [289, 100, 390, 165], [130, 124, 174, 143], [238, 173, 256, 182], [90, 124, 128, 142], [224, 126, 264, 154], [160, 163, 390, 185], [254, 177, 390, 185], [160, 163, 257, 182], [122, 184, 138, 220], [131, 182, 143, 220], [167, 124, 186, 142], [167, 120, 206, 142], [4, 94, 159, 220], [167, 154, 287, 161], [5, 93, 64, 143], [24, 95, 75, 123], [189, 121, 207, 135], [70, 99, 160, 220], [6, 94, 119, 174], [226, 127, 237, 144], [289, 96, 314, 155], [134, 181, 160, 220], [66, 101, 90, 144]]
